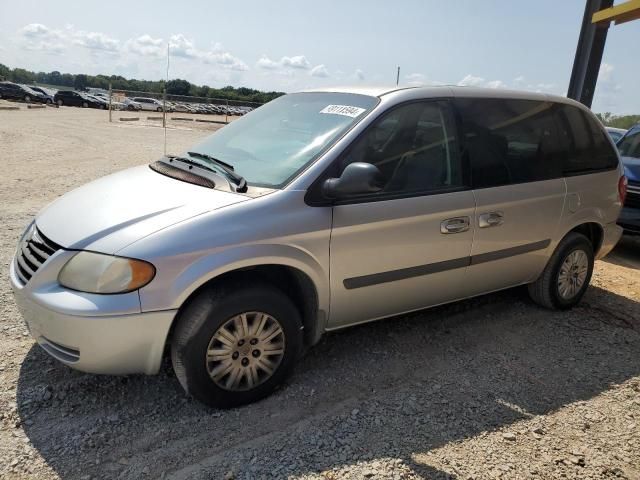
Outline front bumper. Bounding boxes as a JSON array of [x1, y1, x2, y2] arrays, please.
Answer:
[[9, 250, 176, 375], [618, 206, 640, 235]]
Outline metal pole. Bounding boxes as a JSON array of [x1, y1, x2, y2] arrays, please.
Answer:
[[567, 0, 613, 107], [396, 66, 400, 86], [108, 83, 112, 122], [226, 99, 229, 124], [162, 87, 167, 128]]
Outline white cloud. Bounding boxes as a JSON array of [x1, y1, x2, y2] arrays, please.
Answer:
[[405, 73, 426, 86], [514, 75, 525, 83], [281, 55, 311, 70], [599, 62, 614, 82], [125, 34, 165, 57], [168, 34, 198, 58], [19, 23, 65, 53], [355, 69, 365, 81], [200, 44, 248, 71], [256, 55, 280, 70], [457, 74, 485, 87], [310, 64, 329, 78], [486, 80, 507, 89], [73, 31, 119, 52]]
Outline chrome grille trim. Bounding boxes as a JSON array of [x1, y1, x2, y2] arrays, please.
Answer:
[[14, 226, 62, 285]]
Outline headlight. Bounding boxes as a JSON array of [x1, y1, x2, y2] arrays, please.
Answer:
[[58, 251, 155, 294]]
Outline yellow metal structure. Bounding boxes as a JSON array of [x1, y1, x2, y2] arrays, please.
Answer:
[[592, 0, 640, 25]]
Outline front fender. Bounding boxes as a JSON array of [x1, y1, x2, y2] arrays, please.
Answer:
[[138, 243, 330, 315]]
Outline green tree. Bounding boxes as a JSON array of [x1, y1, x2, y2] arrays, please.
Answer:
[[74, 74, 88, 90], [166, 78, 191, 95]]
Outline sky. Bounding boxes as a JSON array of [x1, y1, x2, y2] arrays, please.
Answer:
[[0, 0, 638, 114]]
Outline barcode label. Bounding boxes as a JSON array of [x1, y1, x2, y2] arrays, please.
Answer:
[[319, 105, 366, 118]]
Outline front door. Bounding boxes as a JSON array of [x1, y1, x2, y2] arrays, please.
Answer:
[[328, 100, 476, 328]]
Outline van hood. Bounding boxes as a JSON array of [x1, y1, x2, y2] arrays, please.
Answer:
[[36, 165, 249, 253], [622, 156, 640, 183]]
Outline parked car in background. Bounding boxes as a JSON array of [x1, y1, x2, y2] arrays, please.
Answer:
[[54, 90, 106, 109], [131, 97, 168, 112], [616, 124, 640, 234], [123, 98, 142, 111], [606, 126, 627, 144], [0, 82, 47, 103], [29, 86, 56, 104], [9, 86, 624, 408]]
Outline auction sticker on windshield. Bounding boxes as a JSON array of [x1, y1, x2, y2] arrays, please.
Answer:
[[319, 105, 367, 118]]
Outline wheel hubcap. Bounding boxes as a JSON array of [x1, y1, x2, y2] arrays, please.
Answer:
[[205, 312, 285, 391], [557, 249, 589, 300]]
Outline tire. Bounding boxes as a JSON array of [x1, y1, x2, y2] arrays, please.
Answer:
[[528, 232, 594, 310], [82, 101, 88, 108], [24, 95, 31, 103], [46, 99, 52, 105], [57, 99, 63, 106], [157, 107, 162, 112], [171, 282, 303, 408]]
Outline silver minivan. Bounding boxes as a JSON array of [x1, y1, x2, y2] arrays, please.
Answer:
[[10, 86, 625, 408]]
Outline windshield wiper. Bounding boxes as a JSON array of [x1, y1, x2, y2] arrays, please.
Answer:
[[187, 151, 247, 192], [165, 155, 218, 173]]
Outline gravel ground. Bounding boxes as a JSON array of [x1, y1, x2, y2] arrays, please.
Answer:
[[1, 105, 639, 480]]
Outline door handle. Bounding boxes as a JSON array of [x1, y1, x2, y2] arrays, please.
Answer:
[[441, 216, 470, 234], [479, 211, 504, 228]]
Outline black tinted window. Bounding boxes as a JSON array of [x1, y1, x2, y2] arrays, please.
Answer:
[[455, 98, 564, 188], [338, 101, 463, 196], [554, 104, 618, 174], [618, 128, 640, 159]]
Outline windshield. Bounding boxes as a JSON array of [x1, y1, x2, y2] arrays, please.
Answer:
[[189, 92, 378, 188]]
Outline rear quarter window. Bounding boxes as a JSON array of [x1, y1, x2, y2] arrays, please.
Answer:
[[554, 104, 618, 175]]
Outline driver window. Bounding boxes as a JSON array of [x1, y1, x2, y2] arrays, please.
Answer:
[[339, 101, 462, 195]]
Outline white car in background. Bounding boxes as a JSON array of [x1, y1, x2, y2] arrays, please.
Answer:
[[132, 97, 168, 112]]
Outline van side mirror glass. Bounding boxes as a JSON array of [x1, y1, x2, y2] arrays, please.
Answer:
[[322, 162, 383, 199]]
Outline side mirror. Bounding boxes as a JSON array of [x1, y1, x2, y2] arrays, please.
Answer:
[[322, 162, 383, 199]]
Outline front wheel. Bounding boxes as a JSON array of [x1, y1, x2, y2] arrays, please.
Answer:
[[528, 232, 594, 310], [82, 101, 89, 108], [24, 95, 31, 102], [46, 98, 52, 105], [171, 282, 302, 408], [157, 107, 162, 112], [56, 99, 63, 106]]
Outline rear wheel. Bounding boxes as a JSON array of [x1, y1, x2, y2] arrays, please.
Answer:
[[157, 107, 162, 112], [82, 101, 89, 108], [171, 282, 302, 408], [24, 95, 31, 102], [46, 98, 52, 105], [528, 232, 594, 310], [56, 99, 63, 106]]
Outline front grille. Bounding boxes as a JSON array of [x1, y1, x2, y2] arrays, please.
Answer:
[[626, 181, 640, 209], [14, 226, 62, 285]]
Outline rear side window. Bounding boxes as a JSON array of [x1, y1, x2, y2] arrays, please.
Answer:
[[554, 104, 618, 174], [455, 98, 564, 188]]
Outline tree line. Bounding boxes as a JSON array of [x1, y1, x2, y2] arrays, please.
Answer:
[[0, 64, 284, 104], [595, 112, 640, 130]]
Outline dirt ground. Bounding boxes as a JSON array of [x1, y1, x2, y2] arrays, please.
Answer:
[[0, 105, 639, 480]]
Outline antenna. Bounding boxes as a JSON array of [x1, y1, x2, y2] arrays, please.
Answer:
[[163, 42, 170, 156], [396, 66, 400, 86]]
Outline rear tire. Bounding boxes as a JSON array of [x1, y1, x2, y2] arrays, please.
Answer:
[[56, 99, 63, 106], [46, 99, 52, 105], [171, 282, 302, 408], [82, 101, 88, 108], [528, 232, 594, 310], [24, 95, 31, 102]]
